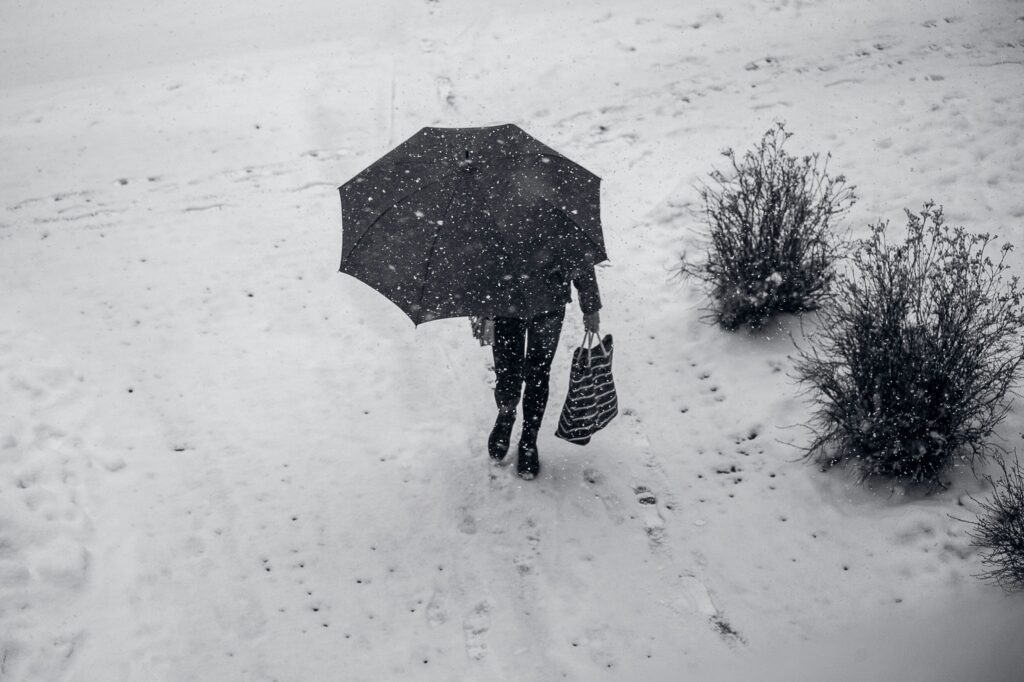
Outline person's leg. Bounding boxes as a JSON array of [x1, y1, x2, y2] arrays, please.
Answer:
[[519, 309, 566, 442], [492, 317, 526, 411], [489, 317, 526, 460], [515, 310, 564, 479]]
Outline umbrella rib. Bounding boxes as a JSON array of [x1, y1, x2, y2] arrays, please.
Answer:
[[341, 174, 454, 267], [413, 181, 461, 325]]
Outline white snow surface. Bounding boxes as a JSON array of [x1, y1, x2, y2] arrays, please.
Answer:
[[2, 0, 1024, 680]]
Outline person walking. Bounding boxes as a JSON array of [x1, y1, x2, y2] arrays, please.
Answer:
[[482, 264, 602, 480], [338, 124, 609, 481]]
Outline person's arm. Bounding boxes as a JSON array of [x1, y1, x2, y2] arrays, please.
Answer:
[[572, 264, 602, 333]]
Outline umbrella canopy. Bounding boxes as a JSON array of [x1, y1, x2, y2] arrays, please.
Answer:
[[338, 123, 605, 324]]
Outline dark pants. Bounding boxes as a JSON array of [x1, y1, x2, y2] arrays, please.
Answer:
[[492, 309, 565, 435]]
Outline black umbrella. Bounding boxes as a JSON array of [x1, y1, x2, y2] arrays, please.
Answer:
[[338, 123, 606, 325]]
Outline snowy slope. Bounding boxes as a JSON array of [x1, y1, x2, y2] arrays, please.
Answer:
[[2, 0, 1024, 680]]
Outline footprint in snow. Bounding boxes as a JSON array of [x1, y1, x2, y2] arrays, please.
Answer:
[[435, 76, 456, 110], [513, 518, 541, 576], [458, 508, 477, 535], [711, 614, 746, 646], [425, 586, 448, 627], [633, 485, 665, 548], [620, 409, 651, 449], [486, 451, 515, 494], [582, 467, 626, 523], [669, 574, 746, 646], [574, 625, 618, 670], [462, 602, 490, 661]]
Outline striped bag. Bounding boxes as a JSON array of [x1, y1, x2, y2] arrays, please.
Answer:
[[555, 333, 618, 445]]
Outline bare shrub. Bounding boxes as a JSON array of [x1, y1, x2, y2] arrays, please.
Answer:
[[796, 203, 1024, 489], [682, 123, 855, 329], [967, 458, 1024, 591]]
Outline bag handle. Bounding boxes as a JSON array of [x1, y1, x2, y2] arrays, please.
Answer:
[[579, 331, 608, 367]]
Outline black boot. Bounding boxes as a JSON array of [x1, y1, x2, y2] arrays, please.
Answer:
[[488, 409, 516, 461], [516, 428, 540, 480]]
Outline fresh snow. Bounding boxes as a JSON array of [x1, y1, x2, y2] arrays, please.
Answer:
[[2, 0, 1023, 680]]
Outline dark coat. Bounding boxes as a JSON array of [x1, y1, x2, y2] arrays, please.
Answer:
[[490, 261, 601, 320]]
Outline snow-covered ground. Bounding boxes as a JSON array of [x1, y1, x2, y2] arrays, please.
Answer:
[[2, 0, 1023, 679]]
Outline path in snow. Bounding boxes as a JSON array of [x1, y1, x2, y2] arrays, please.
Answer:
[[2, 0, 1024, 680]]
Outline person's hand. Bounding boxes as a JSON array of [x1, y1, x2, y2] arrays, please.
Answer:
[[583, 311, 600, 334]]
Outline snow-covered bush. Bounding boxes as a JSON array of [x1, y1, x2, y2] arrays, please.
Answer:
[[796, 204, 1024, 489], [683, 123, 855, 329], [968, 458, 1024, 591]]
